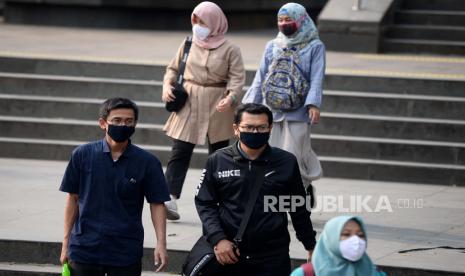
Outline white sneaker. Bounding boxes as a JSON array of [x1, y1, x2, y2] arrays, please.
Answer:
[[165, 196, 180, 221]]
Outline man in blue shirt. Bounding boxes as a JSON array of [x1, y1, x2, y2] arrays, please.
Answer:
[[59, 98, 170, 275]]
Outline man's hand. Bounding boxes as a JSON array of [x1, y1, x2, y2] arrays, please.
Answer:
[[150, 203, 168, 272], [214, 239, 240, 265], [154, 244, 168, 272], [61, 193, 78, 265], [60, 241, 69, 265], [307, 249, 313, 263], [308, 106, 320, 125], [162, 83, 176, 103], [216, 96, 233, 112]]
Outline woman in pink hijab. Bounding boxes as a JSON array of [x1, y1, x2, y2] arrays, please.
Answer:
[[162, 2, 245, 220]]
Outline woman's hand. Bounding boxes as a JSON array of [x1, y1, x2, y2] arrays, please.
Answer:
[[162, 83, 176, 103], [216, 95, 233, 112], [308, 106, 320, 125], [307, 249, 313, 263]]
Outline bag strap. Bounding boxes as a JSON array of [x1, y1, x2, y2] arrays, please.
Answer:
[[233, 165, 265, 246], [176, 36, 192, 86]]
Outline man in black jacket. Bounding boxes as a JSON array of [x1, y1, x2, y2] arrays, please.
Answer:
[[195, 103, 317, 275]]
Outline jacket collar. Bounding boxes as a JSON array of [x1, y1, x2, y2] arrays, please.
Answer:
[[230, 140, 271, 163]]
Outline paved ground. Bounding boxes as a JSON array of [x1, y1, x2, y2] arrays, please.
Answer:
[[0, 23, 465, 81], [0, 262, 177, 275], [1, 158, 464, 273]]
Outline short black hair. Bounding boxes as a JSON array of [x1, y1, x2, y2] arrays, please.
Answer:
[[234, 103, 273, 126], [99, 98, 139, 121]]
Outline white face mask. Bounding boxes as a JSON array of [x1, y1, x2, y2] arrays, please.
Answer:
[[339, 235, 367, 262], [192, 24, 211, 41]]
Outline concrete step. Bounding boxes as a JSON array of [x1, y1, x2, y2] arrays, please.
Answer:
[[3, 61, 465, 97], [313, 134, 465, 166], [0, 262, 175, 276], [0, 136, 207, 170], [314, 113, 465, 143], [395, 10, 465, 27], [0, 263, 60, 276], [382, 38, 465, 56], [0, 263, 61, 276], [386, 25, 465, 42], [0, 56, 256, 84], [324, 74, 465, 97], [0, 94, 169, 124], [2, 117, 464, 165], [2, 101, 464, 142], [0, 240, 187, 275], [0, 73, 163, 102], [0, 117, 172, 147], [2, 91, 465, 122], [0, 137, 464, 185], [402, 0, 465, 11], [320, 156, 464, 186], [4, 240, 463, 276], [324, 90, 465, 120], [0, 56, 165, 81]]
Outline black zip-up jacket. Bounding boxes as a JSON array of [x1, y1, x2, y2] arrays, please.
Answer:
[[195, 141, 317, 255]]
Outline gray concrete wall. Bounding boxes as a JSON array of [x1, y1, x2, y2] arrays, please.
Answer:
[[3, 0, 327, 30], [5, 0, 326, 10], [318, 0, 397, 52]]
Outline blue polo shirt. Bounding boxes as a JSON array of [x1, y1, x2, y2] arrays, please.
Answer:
[[59, 139, 170, 266]]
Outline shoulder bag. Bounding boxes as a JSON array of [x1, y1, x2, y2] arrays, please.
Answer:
[[182, 166, 265, 276], [165, 36, 192, 112]]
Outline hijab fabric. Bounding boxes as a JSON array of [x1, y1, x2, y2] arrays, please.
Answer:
[[274, 2, 319, 48], [312, 216, 380, 276], [191, 1, 228, 49]]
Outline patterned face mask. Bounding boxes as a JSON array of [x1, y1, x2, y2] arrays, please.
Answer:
[[278, 21, 298, 36]]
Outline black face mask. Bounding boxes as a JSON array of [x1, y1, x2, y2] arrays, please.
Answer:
[[239, 132, 270, 149], [279, 22, 298, 36], [107, 124, 135, 143]]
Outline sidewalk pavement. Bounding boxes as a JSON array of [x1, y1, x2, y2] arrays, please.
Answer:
[[0, 158, 464, 273], [0, 262, 177, 275], [0, 23, 465, 80]]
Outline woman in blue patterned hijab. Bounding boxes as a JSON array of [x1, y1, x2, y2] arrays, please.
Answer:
[[243, 2, 326, 213], [274, 2, 320, 48]]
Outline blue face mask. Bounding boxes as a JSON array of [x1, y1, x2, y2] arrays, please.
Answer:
[[107, 124, 135, 143], [239, 132, 270, 149]]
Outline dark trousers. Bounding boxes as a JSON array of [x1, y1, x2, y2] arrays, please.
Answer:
[[222, 252, 291, 276], [69, 261, 141, 276], [165, 138, 229, 199]]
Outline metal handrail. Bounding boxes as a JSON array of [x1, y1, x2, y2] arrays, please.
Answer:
[[353, 0, 362, 11]]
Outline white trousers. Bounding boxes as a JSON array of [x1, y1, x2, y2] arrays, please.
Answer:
[[269, 120, 322, 188]]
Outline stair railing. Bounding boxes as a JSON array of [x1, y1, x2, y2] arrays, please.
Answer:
[[352, 0, 363, 11]]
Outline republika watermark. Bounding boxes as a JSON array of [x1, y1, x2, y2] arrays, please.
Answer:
[[263, 195, 424, 213]]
